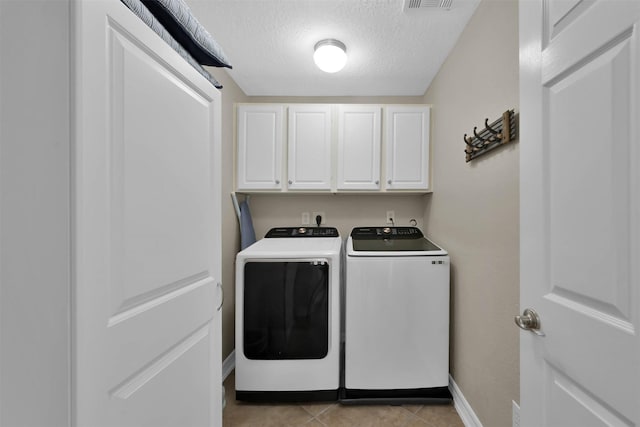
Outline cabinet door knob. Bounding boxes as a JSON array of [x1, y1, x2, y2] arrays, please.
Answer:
[[387, 179, 392, 185], [375, 180, 379, 185], [275, 179, 280, 184], [288, 180, 293, 185]]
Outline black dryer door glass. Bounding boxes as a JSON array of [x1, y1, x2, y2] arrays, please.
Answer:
[[243, 261, 329, 360]]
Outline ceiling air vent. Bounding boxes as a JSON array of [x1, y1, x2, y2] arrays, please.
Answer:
[[403, 0, 453, 11]]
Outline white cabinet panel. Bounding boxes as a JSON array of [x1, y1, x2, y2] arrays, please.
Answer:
[[288, 105, 332, 190], [337, 105, 381, 190], [235, 103, 432, 193], [385, 106, 431, 190], [236, 105, 284, 190]]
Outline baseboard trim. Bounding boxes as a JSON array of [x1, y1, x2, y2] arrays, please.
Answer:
[[222, 350, 235, 381], [449, 375, 483, 427]]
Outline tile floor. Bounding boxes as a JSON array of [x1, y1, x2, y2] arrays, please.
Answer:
[[223, 372, 465, 427]]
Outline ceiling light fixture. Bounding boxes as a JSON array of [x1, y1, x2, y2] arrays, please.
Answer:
[[313, 39, 347, 73]]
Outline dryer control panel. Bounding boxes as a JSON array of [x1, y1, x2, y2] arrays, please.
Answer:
[[265, 227, 339, 238]]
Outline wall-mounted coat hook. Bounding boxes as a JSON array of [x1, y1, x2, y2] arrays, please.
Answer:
[[463, 133, 481, 155], [464, 109, 518, 162], [484, 118, 501, 137], [473, 126, 485, 142]]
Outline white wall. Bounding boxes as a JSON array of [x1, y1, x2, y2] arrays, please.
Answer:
[[0, 2, 71, 425], [206, 69, 249, 360], [247, 194, 427, 239]]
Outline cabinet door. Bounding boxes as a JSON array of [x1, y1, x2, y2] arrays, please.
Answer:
[[337, 105, 381, 190], [385, 106, 431, 190], [287, 105, 332, 190], [237, 105, 284, 190]]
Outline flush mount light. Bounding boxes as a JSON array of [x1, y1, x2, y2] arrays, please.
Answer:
[[313, 39, 347, 73]]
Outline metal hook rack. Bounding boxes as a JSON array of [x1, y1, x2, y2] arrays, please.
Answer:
[[464, 109, 518, 162]]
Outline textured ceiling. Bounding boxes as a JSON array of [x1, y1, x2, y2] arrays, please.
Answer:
[[186, 0, 480, 97]]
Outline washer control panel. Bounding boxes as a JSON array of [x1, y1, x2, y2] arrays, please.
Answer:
[[265, 227, 339, 238], [350, 227, 424, 240]]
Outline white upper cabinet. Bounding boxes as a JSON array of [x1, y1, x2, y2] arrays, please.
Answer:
[[287, 104, 332, 190], [337, 105, 382, 190], [385, 106, 431, 190], [235, 103, 431, 193], [236, 104, 284, 190]]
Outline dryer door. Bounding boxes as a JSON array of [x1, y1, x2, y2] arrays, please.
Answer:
[[243, 261, 329, 360]]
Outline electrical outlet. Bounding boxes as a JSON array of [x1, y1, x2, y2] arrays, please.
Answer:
[[312, 211, 325, 225], [386, 210, 395, 224], [301, 212, 310, 225]]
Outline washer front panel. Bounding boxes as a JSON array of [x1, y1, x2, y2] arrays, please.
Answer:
[[344, 255, 450, 390]]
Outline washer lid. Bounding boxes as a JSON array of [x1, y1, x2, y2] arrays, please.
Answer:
[[349, 227, 446, 255]]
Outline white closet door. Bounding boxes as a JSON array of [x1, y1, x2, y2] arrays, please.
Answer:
[[74, 2, 222, 426]]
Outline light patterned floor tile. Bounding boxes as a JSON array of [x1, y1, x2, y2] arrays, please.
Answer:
[[317, 404, 414, 427], [224, 403, 313, 427], [303, 419, 327, 427], [403, 415, 436, 427], [401, 405, 424, 414], [300, 402, 338, 417], [413, 404, 465, 427]]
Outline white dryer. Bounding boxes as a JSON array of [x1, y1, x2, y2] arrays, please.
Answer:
[[342, 226, 451, 404], [235, 227, 342, 402]]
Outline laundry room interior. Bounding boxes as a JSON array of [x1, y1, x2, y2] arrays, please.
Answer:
[[215, 1, 519, 426], [5, 0, 639, 424], [1, 0, 522, 426]]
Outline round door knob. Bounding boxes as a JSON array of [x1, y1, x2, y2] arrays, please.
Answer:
[[515, 308, 540, 331]]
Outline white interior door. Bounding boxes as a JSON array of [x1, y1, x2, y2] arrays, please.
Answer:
[[74, 2, 222, 426], [519, 1, 640, 426]]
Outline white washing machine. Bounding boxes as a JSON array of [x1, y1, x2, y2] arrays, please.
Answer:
[[235, 227, 342, 402], [342, 226, 451, 404]]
